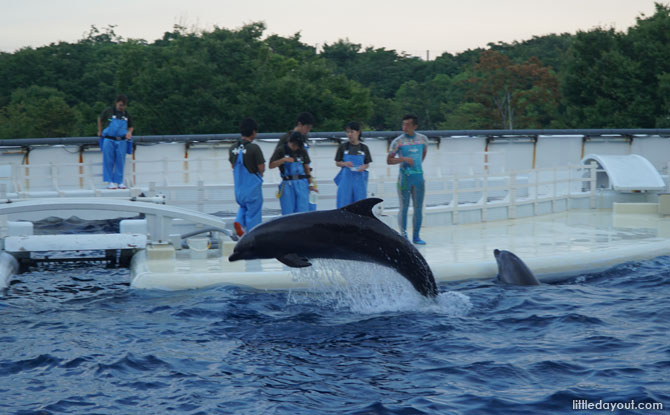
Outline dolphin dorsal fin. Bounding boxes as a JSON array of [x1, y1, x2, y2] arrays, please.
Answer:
[[340, 198, 383, 218]]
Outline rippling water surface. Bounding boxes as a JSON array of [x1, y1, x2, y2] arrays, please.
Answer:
[[0, 221, 668, 414]]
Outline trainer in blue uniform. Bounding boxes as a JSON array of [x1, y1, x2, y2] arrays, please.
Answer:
[[97, 95, 134, 189], [229, 118, 266, 237], [269, 132, 312, 215], [387, 114, 429, 245], [274, 112, 318, 210], [334, 121, 372, 208]]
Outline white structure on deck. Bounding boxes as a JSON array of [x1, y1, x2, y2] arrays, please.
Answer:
[[582, 154, 666, 192]]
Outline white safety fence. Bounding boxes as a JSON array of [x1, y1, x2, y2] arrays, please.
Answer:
[[0, 155, 597, 224]]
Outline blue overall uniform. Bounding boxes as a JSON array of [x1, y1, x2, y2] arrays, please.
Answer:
[[101, 113, 130, 185], [233, 144, 263, 231], [391, 134, 427, 241], [278, 146, 310, 215], [334, 144, 369, 208]]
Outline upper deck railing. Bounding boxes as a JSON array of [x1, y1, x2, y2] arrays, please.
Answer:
[[2, 128, 670, 148]]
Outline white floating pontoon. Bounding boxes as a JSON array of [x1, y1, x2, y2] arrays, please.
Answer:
[[1, 189, 670, 292]]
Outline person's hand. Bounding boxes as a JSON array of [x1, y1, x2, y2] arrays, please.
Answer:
[[125, 133, 132, 139], [309, 185, 319, 192], [404, 157, 414, 166], [344, 161, 354, 167], [284, 156, 295, 163]]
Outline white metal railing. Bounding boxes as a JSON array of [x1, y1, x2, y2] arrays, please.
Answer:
[[0, 156, 597, 223], [371, 163, 596, 223]]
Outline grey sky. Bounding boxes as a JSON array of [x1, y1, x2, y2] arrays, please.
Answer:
[[0, 0, 660, 56]]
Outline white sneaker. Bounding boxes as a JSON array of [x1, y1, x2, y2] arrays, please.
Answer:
[[118, 183, 127, 189], [106, 183, 118, 189]]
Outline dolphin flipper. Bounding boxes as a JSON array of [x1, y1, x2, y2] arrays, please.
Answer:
[[277, 253, 312, 268]]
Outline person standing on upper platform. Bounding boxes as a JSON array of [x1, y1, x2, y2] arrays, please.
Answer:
[[386, 114, 428, 245], [334, 121, 372, 208], [98, 94, 133, 189], [269, 131, 312, 215], [229, 117, 266, 237]]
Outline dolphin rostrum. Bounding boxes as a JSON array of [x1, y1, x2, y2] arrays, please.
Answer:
[[228, 198, 438, 297], [493, 249, 540, 286]]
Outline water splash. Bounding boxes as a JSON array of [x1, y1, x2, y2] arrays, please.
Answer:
[[286, 259, 471, 315]]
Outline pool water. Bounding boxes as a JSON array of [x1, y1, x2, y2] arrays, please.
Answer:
[[1, 252, 668, 415]]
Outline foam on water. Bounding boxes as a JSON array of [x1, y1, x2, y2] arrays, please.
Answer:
[[286, 259, 472, 315]]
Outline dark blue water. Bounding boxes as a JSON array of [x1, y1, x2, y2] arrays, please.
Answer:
[[1, 236, 668, 413]]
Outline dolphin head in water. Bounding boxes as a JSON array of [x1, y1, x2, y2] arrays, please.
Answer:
[[493, 249, 540, 286]]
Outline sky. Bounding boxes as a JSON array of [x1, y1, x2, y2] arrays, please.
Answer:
[[0, 0, 661, 57]]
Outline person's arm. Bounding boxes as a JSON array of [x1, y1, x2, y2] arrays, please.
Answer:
[[386, 151, 413, 166], [386, 138, 413, 166], [253, 145, 266, 176], [305, 164, 318, 192], [358, 145, 372, 171], [421, 136, 428, 161], [269, 156, 294, 169], [269, 147, 294, 169], [125, 113, 134, 139], [97, 108, 109, 136]]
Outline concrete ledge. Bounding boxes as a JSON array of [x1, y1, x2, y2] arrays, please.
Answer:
[[659, 193, 670, 215], [613, 202, 659, 215]]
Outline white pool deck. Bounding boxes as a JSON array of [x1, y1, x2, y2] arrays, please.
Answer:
[[130, 205, 670, 291]]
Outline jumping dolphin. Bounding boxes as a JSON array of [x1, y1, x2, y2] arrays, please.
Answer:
[[228, 198, 438, 297], [493, 249, 540, 286]]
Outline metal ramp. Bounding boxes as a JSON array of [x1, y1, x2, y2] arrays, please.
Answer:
[[0, 198, 235, 288]]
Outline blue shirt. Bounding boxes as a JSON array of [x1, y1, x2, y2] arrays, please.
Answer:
[[388, 133, 428, 175]]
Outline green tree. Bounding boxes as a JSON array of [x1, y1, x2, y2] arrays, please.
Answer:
[[562, 28, 642, 127], [467, 50, 560, 129], [0, 86, 79, 138], [487, 33, 574, 73], [656, 72, 670, 127], [439, 102, 491, 130], [625, 3, 670, 127]]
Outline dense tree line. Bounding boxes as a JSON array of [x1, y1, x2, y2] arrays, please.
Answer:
[[1, 4, 669, 139]]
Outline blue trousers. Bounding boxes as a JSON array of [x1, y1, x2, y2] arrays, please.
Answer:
[[397, 173, 425, 238], [279, 179, 309, 215], [235, 187, 263, 231], [102, 139, 128, 184]]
